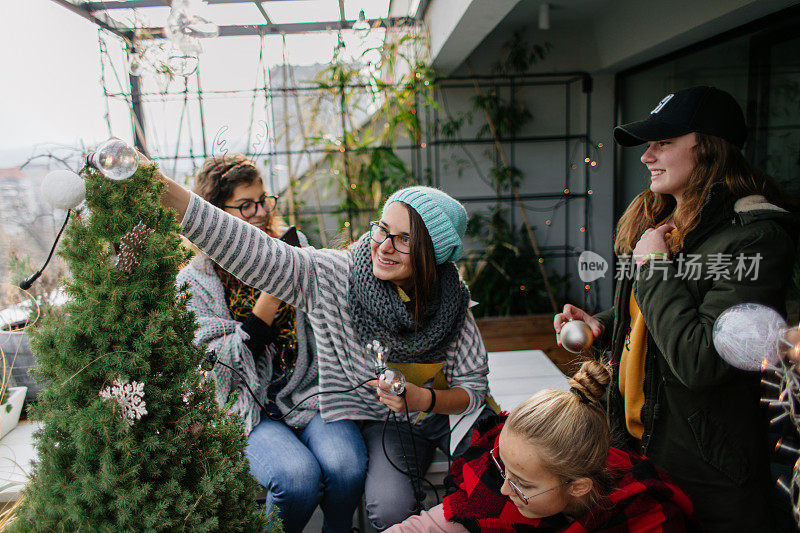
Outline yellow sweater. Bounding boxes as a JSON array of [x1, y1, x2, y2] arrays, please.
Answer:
[[619, 292, 646, 440]]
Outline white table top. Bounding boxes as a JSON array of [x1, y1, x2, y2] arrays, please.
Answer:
[[0, 421, 40, 502], [487, 349, 569, 412]]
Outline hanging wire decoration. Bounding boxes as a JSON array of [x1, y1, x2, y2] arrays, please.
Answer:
[[713, 303, 800, 523], [764, 324, 800, 523], [252, 121, 270, 159], [212, 126, 230, 160]]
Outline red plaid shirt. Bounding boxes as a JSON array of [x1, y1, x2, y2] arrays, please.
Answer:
[[443, 418, 697, 533]]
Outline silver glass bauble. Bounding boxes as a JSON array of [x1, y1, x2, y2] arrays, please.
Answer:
[[560, 319, 594, 353]]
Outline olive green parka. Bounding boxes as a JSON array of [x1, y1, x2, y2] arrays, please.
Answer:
[[594, 184, 797, 533]]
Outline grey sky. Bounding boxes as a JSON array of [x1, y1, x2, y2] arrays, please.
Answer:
[[0, 0, 391, 169]]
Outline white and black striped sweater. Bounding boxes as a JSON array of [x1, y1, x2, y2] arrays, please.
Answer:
[[181, 193, 489, 422]]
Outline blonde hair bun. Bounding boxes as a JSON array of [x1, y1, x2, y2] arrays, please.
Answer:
[[568, 360, 611, 404]]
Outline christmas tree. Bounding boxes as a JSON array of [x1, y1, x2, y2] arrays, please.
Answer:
[[10, 163, 273, 531]]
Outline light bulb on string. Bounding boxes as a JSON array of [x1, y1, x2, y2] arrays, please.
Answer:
[[165, 0, 219, 42], [167, 53, 199, 77], [41, 170, 85, 210], [128, 51, 144, 76], [778, 325, 800, 365], [352, 10, 371, 39], [378, 367, 406, 396], [167, 34, 201, 77], [20, 166, 86, 289], [87, 139, 140, 181], [366, 339, 406, 396]]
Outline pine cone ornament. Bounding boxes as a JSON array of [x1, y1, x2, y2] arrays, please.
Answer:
[[115, 221, 154, 274]]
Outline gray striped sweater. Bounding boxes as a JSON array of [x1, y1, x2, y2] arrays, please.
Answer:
[[181, 193, 489, 422]]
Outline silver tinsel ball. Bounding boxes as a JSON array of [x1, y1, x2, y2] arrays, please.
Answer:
[[560, 319, 594, 353], [713, 302, 786, 371]]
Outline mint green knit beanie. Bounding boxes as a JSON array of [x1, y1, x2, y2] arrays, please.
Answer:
[[383, 186, 467, 264]]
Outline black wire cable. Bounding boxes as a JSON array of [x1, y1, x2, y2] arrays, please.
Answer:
[[401, 395, 427, 511], [19, 209, 71, 290], [210, 350, 466, 507], [380, 410, 441, 505], [207, 352, 372, 422], [390, 409, 422, 511]]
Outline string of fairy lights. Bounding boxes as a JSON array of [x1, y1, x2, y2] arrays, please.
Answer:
[[763, 326, 800, 522]]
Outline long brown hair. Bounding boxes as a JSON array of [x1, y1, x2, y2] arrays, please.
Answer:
[[614, 133, 790, 255], [193, 154, 284, 237], [506, 360, 613, 512], [401, 202, 438, 323]]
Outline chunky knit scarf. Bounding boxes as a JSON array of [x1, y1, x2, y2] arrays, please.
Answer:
[[348, 234, 470, 364]]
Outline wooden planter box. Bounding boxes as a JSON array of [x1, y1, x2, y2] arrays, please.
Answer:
[[475, 314, 588, 377]]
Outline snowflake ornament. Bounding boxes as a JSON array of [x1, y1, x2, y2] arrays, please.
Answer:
[[99, 378, 148, 426]]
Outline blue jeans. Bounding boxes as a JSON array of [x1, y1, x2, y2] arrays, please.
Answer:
[[245, 413, 367, 533]]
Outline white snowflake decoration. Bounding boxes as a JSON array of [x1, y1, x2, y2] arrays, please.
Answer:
[[99, 379, 148, 426]]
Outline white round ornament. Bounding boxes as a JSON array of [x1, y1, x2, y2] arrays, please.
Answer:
[[712, 302, 786, 371], [41, 170, 86, 209], [560, 319, 594, 353]]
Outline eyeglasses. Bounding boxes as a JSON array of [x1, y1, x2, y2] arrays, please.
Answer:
[[223, 193, 278, 219], [490, 446, 571, 504], [369, 222, 411, 254]]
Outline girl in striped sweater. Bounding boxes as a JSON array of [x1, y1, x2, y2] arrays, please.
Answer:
[[176, 155, 367, 533], [153, 160, 494, 531]]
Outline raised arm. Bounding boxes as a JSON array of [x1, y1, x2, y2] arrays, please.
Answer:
[[138, 155, 191, 219]]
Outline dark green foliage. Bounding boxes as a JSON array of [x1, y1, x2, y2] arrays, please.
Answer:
[[472, 91, 532, 139], [306, 34, 437, 235], [11, 165, 274, 532], [462, 207, 566, 317], [492, 30, 552, 75]]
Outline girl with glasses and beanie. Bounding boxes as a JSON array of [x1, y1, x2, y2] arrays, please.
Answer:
[[175, 155, 367, 533], [151, 163, 494, 530], [386, 360, 696, 532], [554, 86, 799, 532]]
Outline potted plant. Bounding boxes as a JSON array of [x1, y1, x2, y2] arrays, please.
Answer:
[[0, 338, 27, 439]]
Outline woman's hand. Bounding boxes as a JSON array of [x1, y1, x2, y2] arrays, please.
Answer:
[[135, 149, 191, 219], [632, 222, 675, 264], [553, 304, 603, 346], [137, 150, 153, 166], [369, 380, 430, 413]]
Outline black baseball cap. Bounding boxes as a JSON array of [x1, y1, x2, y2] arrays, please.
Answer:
[[614, 86, 747, 148]]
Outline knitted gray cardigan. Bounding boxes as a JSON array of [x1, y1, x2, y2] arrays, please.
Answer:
[[176, 249, 319, 434]]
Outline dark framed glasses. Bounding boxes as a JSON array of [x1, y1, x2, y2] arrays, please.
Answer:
[[224, 193, 278, 219], [369, 222, 411, 254], [490, 446, 571, 504]]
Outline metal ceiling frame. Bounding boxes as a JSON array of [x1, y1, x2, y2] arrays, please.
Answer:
[[54, 0, 417, 41], [50, 0, 420, 153]]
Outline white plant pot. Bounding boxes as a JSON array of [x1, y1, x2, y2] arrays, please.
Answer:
[[0, 386, 27, 439]]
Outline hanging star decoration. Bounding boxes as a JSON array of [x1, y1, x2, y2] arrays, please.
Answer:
[[115, 221, 154, 274], [99, 378, 148, 426]]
